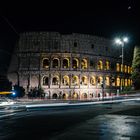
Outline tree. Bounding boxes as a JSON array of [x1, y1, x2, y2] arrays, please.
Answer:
[[131, 46, 140, 90], [27, 87, 45, 98]]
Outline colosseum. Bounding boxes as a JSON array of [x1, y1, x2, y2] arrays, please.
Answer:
[[8, 32, 133, 99]]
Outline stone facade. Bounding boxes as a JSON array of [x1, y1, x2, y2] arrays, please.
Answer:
[[8, 32, 132, 99]]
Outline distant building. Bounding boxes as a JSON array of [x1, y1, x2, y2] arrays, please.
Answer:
[[8, 32, 133, 99]]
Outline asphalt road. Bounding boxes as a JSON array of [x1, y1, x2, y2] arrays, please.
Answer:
[[0, 100, 140, 140]]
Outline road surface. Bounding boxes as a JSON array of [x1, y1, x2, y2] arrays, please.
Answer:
[[0, 99, 140, 139]]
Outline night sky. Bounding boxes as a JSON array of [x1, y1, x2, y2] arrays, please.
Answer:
[[0, 0, 139, 74]]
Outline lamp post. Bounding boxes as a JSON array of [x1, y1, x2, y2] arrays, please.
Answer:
[[115, 37, 128, 92]]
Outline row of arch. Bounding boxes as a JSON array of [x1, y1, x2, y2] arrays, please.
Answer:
[[43, 58, 87, 69], [116, 63, 132, 73], [42, 58, 132, 73], [49, 92, 110, 99], [42, 75, 132, 87], [52, 93, 87, 99]]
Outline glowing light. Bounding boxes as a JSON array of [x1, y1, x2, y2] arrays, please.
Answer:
[[12, 92, 16, 96], [0, 91, 13, 95], [115, 37, 128, 45], [123, 37, 128, 42], [115, 38, 122, 45]]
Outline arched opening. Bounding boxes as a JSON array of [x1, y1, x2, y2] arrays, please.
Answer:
[[62, 75, 69, 86], [130, 67, 133, 74], [62, 93, 68, 99], [72, 75, 79, 86], [111, 77, 115, 86], [63, 58, 69, 68], [98, 60, 103, 70], [116, 77, 120, 86], [90, 60, 95, 69], [52, 58, 59, 68], [52, 93, 58, 99], [72, 58, 79, 69], [82, 93, 88, 99], [81, 59, 88, 69], [52, 76, 59, 85], [125, 79, 128, 86], [81, 76, 88, 85], [105, 76, 110, 86], [43, 58, 49, 68], [89, 93, 94, 98], [97, 76, 103, 85], [105, 61, 110, 70], [72, 92, 78, 99], [128, 66, 130, 73], [116, 63, 120, 72], [125, 65, 127, 73], [121, 64, 123, 72], [121, 78, 124, 86], [90, 76, 96, 86], [128, 79, 131, 86], [43, 76, 49, 85]]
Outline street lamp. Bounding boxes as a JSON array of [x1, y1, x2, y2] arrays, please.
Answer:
[[114, 37, 128, 91]]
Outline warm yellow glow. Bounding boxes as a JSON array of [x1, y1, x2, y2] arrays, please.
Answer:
[[98, 76, 103, 84], [125, 65, 127, 73], [0, 91, 13, 95], [121, 64, 123, 72], [105, 61, 110, 70], [90, 76, 96, 86], [127, 66, 130, 73], [121, 78, 124, 86], [81, 76, 88, 85], [62, 93, 68, 99], [116, 77, 120, 86], [125, 79, 128, 86], [63, 75, 70, 85], [111, 77, 115, 86], [131, 79, 133, 85], [105, 76, 110, 86], [98, 60, 103, 70], [116, 63, 120, 72], [72, 75, 79, 85], [73, 92, 78, 99], [81, 59, 88, 69], [128, 79, 131, 86], [72, 58, 79, 68]]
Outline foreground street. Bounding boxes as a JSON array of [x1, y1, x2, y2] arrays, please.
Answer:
[[0, 97, 140, 140]]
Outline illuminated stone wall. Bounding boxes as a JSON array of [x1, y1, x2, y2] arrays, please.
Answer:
[[8, 32, 132, 99]]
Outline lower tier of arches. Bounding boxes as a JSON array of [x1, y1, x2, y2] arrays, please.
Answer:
[[27, 88, 125, 100]]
